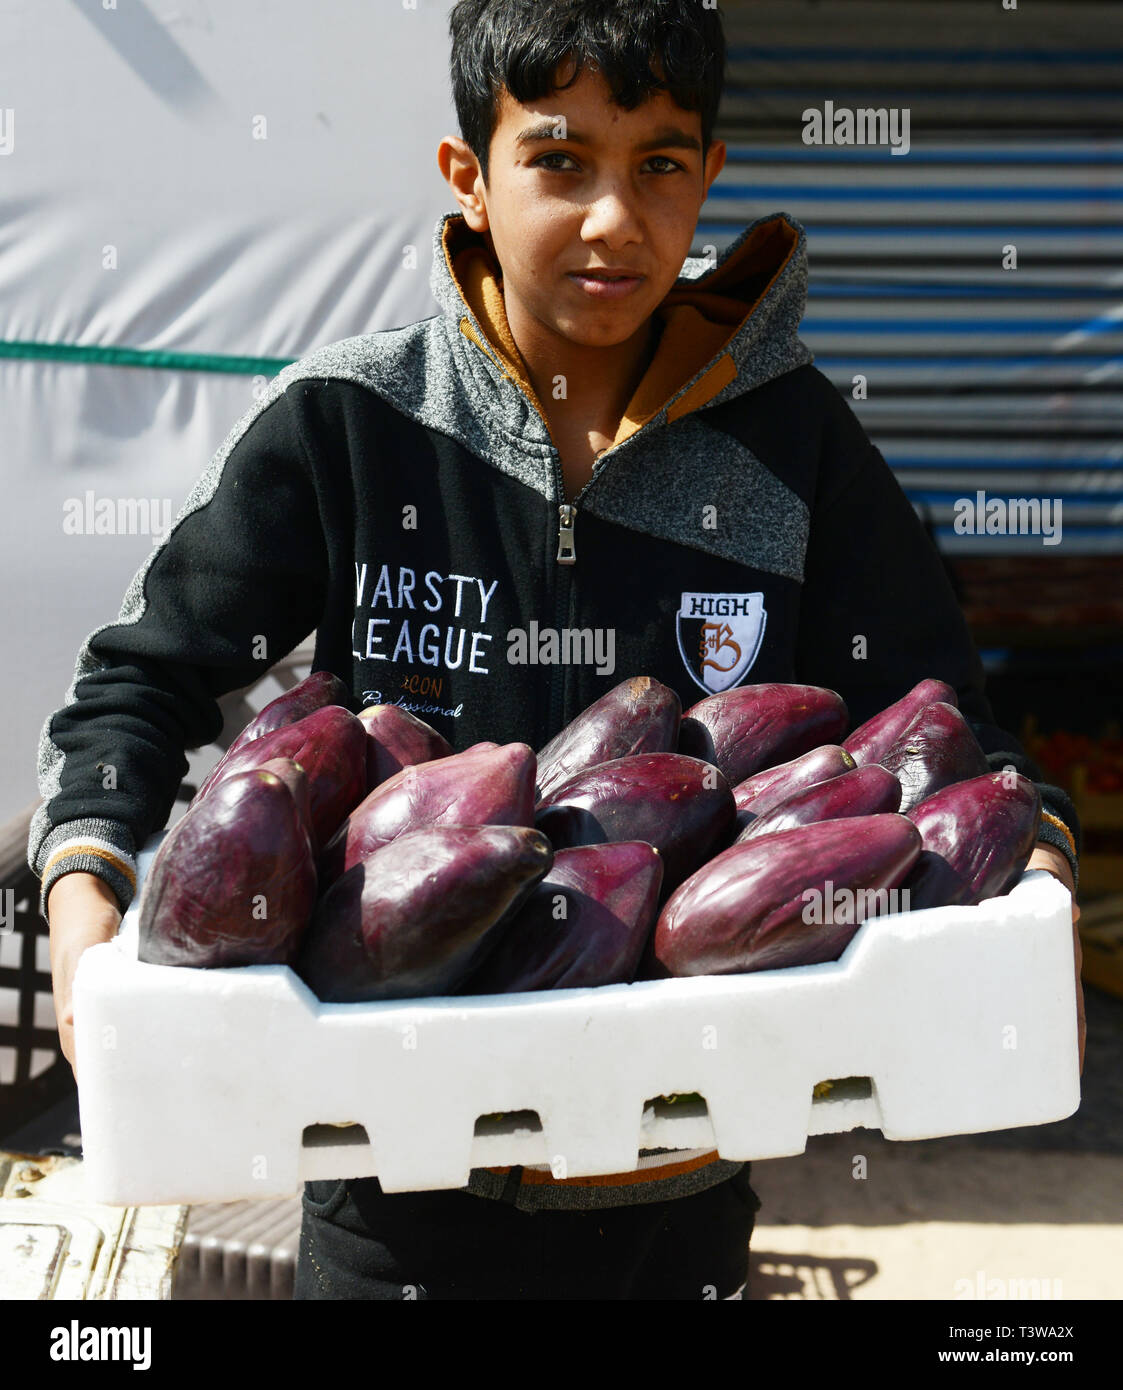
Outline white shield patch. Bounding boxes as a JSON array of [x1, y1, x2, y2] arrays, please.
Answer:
[[676, 591, 767, 694]]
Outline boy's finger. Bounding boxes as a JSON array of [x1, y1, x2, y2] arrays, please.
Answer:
[[56, 1021, 78, 1083]]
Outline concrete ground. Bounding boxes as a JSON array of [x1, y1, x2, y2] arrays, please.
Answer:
[[745, 981, 1123, 1300]]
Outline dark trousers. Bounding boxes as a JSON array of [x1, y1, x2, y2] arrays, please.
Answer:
[[293, 1166, 761, 1300]]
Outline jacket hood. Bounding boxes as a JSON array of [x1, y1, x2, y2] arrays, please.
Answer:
[[429, 208, 814, 449]]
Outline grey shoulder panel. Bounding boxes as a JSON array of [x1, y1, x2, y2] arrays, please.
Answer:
[[273, 319, 556, 498], [584, 415, 809, 583]]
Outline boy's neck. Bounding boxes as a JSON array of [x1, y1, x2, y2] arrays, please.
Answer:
[[505, 295, 663, 446]]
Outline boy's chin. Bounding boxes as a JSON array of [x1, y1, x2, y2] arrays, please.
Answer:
[[548, 314, 651, 350]]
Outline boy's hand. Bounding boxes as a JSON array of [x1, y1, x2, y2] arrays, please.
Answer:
[[1024, 842, 1084, 1077], [46, 873, 122, 1084]]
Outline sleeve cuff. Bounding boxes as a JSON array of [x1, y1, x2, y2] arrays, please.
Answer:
[[1034, 810, 1080, 897], [33, 818, 138, 924]]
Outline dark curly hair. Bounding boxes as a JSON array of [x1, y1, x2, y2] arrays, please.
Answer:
[[448, 0, 727, 184]]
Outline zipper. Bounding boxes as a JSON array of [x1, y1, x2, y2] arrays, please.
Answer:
[[556, 505, 576, 564], [546, 454, 610, 737], [456, 321, 669, 736], [456, 324, 589, 741], [555, 452, 608, 565], [547, 457, 572, 739]]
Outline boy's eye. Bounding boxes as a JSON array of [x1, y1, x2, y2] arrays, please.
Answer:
[[531, 151, 580, 172], [530, 151, 683, 174]]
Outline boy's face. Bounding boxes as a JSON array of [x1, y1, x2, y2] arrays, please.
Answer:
[[444, 59, 726, 355]]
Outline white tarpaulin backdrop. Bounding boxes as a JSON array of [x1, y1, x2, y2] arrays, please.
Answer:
[[1, 0, 461, 827]]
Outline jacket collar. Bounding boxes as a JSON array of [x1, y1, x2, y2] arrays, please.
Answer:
[[429, 208, 812, 448]]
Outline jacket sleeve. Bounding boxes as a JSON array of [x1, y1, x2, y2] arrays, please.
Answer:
[[792, 373, 1081, 890], [28, 384, 333, 923]]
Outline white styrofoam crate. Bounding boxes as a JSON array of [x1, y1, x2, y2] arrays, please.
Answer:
[[73, 832, 1081, 1206]]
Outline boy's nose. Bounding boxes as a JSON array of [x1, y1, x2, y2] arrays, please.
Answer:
[[580, 186, 645, 244]]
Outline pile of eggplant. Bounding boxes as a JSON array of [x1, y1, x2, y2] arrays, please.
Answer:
[[136, 672, 1042, 1000]]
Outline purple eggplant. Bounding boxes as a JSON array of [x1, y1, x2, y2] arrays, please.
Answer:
[[843, 678, 959, 766], [358, 703, 453, 791], [879, 702, 990, 813], [255, 757, 314, 851], [295, 825, 553, 1002], [317, 741, 537, 887], [678, 683, 849, 786], [736, 763, 902, 842], [654, 814, 922, 977], [733, 744, 855, 833], [535, 752, 734, 898], [198, 671, 353, 798], [535, 677, 682, 803], [139, 767, 317, 968], [191, 705, 367, 855], [460, 841, 663, 994], [903, 772, 1043, 909]]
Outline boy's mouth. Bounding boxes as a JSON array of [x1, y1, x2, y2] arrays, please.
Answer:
[[567, 269, 646, 300]]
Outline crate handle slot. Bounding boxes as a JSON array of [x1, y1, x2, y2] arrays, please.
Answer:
[[644, 1093, 710, 1122], [473, 1110, 543, 1139], [811, 1077, 873, 1105], [301, 1122, 370, 1149]]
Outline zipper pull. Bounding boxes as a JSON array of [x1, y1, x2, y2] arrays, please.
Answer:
[[556, 504, 576, 565]]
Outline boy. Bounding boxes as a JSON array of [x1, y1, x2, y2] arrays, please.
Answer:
[[33, 0, 1082, 1300]]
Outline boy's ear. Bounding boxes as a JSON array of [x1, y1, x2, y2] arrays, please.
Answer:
[[437, 135, 490, 233], [702, 139, 727, 198]]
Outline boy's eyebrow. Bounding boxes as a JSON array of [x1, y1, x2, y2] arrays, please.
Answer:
[[514, 121, 701, 153]]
